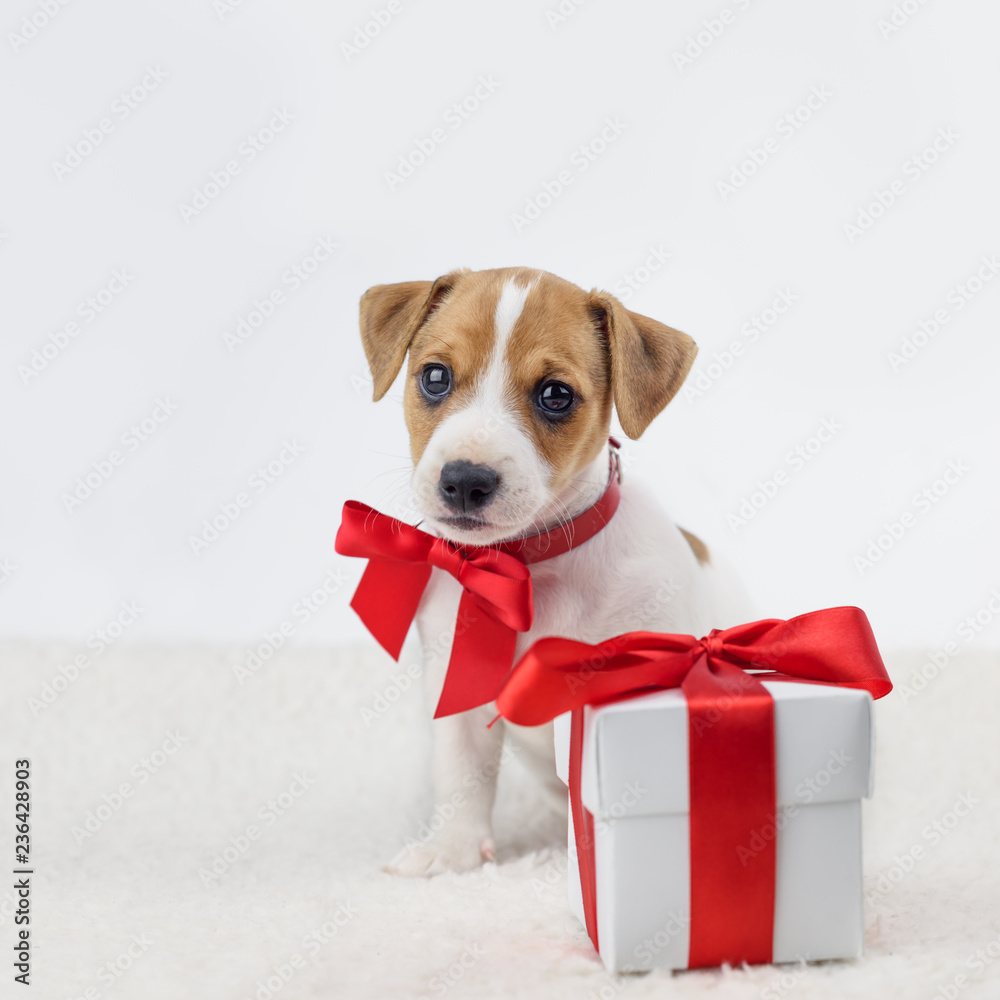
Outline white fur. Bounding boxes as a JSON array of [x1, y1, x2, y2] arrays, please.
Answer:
[[409, 277, 551, 548], [388, 450, 752, 876], [387, 282, 752, 877], [490, 279, 532, 374]]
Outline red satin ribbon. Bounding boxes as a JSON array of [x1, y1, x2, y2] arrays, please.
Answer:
[[335, 449, 621, 718], [496, 606, 891, 968]]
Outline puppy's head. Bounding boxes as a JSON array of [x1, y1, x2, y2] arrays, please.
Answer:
[[359, 267, 696, 546]]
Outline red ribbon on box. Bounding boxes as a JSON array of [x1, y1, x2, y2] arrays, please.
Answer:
[[495, 606, 892, 969]]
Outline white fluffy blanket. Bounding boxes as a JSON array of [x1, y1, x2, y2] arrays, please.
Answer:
[[6, 640, 998, 999]]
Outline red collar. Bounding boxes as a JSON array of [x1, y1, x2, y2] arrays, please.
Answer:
[[489, 438, 622, 563]]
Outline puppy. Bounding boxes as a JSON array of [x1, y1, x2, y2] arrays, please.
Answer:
[[357, 266, 745, 876]]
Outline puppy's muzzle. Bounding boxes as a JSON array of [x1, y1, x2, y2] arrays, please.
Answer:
[[438, 460, 499, 513]]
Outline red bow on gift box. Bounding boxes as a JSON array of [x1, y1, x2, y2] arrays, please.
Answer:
[[495, 607, 892, 969]]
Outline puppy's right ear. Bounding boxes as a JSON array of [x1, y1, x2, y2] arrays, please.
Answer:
[[359, 274, 456, 401]]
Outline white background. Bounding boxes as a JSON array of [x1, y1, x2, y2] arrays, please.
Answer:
[[2, 0, 999, 656]]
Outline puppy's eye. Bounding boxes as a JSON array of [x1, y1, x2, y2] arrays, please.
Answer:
[[536, 380, 575, 416], [420, 364, 452, 400]]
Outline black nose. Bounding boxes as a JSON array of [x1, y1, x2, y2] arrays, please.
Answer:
[[438, 461, 499, 513]]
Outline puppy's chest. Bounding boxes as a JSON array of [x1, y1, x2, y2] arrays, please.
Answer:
[[414, 547, 633, 663], [520, 558, 613, 644]]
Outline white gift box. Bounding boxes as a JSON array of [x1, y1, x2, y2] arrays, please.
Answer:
[[553, 681, 875, 973]]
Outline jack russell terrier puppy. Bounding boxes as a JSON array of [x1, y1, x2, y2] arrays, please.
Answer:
[[348, 266, 748, 876]]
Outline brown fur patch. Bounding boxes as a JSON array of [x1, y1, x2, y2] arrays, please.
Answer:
[[402, 269, 612, 489], [358, 271, 469, 400], [680, 527, 711, 565], [359, 280, 433, 400], [588, 292, 698, 439], [502, 273, 612, 494], [359, 267, 698, 488], [403, 268, 513, 463]]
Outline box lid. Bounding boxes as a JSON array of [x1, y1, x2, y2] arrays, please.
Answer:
[[554, 681, 874, 820]]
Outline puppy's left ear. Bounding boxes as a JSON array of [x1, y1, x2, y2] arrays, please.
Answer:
[[359, 274, 456, 400], [589, 291, 698, 439]]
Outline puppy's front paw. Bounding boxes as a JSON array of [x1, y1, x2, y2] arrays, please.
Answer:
[[384, 831, 495, 877]]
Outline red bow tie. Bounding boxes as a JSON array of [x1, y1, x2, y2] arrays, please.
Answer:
[[336, 447, 621, 717]]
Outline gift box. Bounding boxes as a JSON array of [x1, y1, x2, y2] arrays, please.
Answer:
[[495, 607, 892, 974], [554, 681, 874, 972]]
